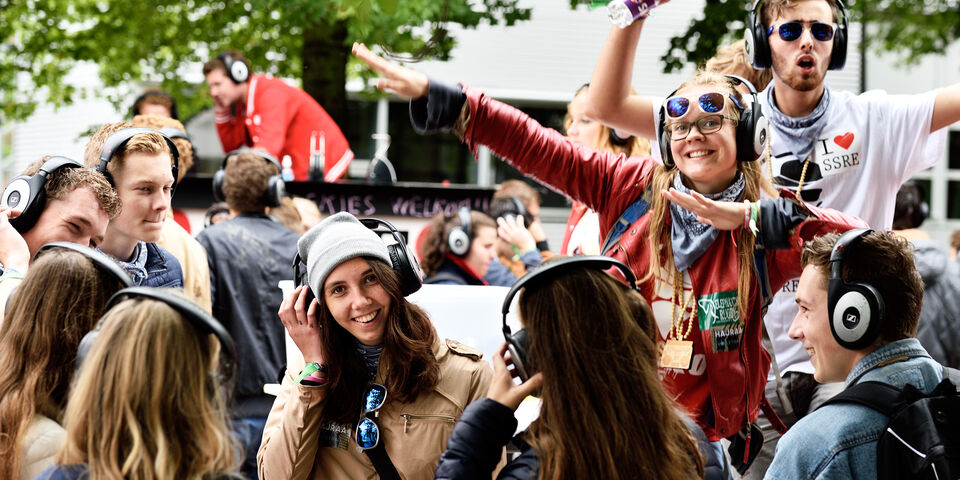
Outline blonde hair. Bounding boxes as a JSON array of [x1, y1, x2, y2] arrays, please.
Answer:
[[83, 122, 174, 182], [130, 115, 194, 182], [704, 39, 773, 91], [644, 71, 776, 322], [58, 294, 238, 479]]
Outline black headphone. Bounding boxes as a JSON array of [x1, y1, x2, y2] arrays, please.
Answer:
[[1, 156, 82, 233], [36, 241, 133, 288], [130, 90, 179, 120], [447, 207, 473, 257], [217, 52, 250, 84], [77, 287, 237, 379], [828, 229, 885, 350], [658, 74, 767, 168], [745, 0, 848, 71], [96, 127, 180, 192], [608, 128, 634, 147], [294, 217, 424, 301], [212, 148, 286, 208], [501, 256, 639, 381]]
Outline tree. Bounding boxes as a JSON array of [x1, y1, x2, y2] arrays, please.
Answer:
[[570, 0, 960, 74], [0, 0, 531, 125]]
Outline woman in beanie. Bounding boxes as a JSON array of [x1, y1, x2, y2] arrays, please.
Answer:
[[258, 212, 498, 480]]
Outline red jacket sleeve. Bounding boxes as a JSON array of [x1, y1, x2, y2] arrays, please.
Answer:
[[247, 79, 290, 159], [215, 104, 248, 153]]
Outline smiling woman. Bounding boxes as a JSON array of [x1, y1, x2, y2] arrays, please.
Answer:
[[259, 212, 496, 480], [353, 42, 869, 475]]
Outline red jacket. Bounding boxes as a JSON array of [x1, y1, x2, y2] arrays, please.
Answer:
[[459, 86, 866, 440], [215, 74, 354, 181]]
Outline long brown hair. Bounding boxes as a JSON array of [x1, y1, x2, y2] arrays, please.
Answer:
[[0, 249, 127, 479], [520, 266, 704, 480], [643, 71, 777, 322], [58, 295, 239, 479], [318, 259, 440, 424]]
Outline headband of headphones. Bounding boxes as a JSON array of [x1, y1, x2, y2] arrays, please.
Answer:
[[35, 241, 133, 288], [222, 147, 282, 173], [96, 127, 181, 191], [101, 287, 237, 372]]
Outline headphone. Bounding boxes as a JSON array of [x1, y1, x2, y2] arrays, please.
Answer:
[[35, 241, 133, 288], [130, 90, 179, 120], [658, 74, 768, 168], [77, 287, 238, 379], [745, 0, 848, 71], [608, 128, 634, 147], [501, 256, 639, 381], [895, 180, 929, 228], [217, 52, 251, 84], [447, 207, 473, 257], [212, 148, 286, 208], [294, 217, 424, 301], [827, 229, 885, 350], [96, 127, 180, 192], [1, 156, 82, 233]]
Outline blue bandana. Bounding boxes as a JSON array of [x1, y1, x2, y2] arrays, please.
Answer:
[[101, 241, 148, 285], [764, 84, 832, 161], [669, 171, 745, 271]]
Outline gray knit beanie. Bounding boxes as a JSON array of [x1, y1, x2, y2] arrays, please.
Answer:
[[298, 212, 391, 298]]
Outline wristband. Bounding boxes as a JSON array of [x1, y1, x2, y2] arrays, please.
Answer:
[[295, 362, 327, 384], [536, 240, 550, 252], [743, 200, 751, 231], [744, 200, 760, 237]]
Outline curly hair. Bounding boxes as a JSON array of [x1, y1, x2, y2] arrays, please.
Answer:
[[222, 151, 278, 213], [21, 157, 121, 219]]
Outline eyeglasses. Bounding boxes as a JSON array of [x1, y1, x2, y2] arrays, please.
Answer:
[[355, 383, 387, 451], [766, 21, 838, 42], [664, 114, 739, 141], [664, 92, 743, 119]]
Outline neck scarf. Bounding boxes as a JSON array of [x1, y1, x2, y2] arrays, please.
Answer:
[[353, 339, 384, 380], [669, 171, 745, 271], [765, 84, 832, 161], [103, 241, 148, 285]]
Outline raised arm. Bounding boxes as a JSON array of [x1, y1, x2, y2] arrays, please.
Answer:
[[585, 1, 673, 140], [931, 81, 960, 133]]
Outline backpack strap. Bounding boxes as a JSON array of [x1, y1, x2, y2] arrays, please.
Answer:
[[819, 381, 903, 417], [601, 190, 651, 255]]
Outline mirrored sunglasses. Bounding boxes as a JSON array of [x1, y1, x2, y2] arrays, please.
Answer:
[[767, 21, 837, 42], [665, 92, 743, 119], [355, 383, 387, 451]]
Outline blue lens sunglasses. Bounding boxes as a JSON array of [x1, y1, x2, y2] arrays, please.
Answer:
[[664, 92, 743, 119], [766, 21, 837, 42], [355, 384, 387, 451]]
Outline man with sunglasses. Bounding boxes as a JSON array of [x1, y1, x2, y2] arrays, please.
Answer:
[[587, 1, 960, 476]]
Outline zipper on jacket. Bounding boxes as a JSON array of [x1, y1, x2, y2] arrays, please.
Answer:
[[400, 414, 456, 433]]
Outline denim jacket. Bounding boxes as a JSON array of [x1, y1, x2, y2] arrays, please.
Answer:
[[141, 242, 184, 288], [765, 338, 943, 480]]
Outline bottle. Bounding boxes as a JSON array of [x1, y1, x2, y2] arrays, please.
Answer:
[[607, 0, 659, 29], [281, 155, 295, 182]]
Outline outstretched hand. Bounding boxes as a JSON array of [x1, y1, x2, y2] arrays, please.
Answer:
[[486, 342, 543, 411], [352, 43, 430, 100], [661, 188, 745, 231]]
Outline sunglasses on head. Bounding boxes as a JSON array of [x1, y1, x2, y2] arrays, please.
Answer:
[[766, 21, 837, 42], [355, 383, 387, 451], [664, 92, 743, 119]]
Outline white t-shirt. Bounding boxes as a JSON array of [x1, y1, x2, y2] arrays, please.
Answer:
[[760, 87, 947, 374]]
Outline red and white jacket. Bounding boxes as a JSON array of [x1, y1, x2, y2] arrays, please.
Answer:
[[215, 74, 354, 182], [457, 86, 867, 441]]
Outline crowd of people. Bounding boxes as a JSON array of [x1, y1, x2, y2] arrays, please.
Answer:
[[1, 0, 959, 479]]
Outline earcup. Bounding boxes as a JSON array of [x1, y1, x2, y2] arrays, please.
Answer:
[[2, 175, 46, 233], [657, 105, 675, 168], [447, 227, 471, 257], [828, 278, 884, 350], [744, 10, 772, 70], [263, 175, 286, 208], [736, 105, 767, 163], [504, 328, 531, 382], [828, 20, 847, 70], [387, 242, 424, 296], [212, 169, 226, 202], [229, 60, 250, 83]]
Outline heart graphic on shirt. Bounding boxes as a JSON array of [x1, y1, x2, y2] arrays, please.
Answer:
[[833, 132, 855, 149]]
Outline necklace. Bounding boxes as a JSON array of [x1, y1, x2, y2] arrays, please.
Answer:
[[795, 153, 812, 196], [661, 269, 696, 370]]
